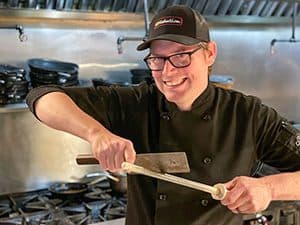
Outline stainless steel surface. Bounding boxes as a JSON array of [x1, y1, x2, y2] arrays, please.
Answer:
[[0, 9, 144, 21], [116, 0, 150, 54], [0, 110, 100, 194], [1, 0, 300, 18], [212, 25, 300, 122], [0, 25, 27, 42], [217, 0, 232, 15], [228, 0, 243, 15], [203, 0, 222, 15], [0, 103, 28, 113], [92, 218, 125, 225], [240, 0, 256, 15]]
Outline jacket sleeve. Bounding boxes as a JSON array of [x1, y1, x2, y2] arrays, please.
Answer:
[[26, 83, 153, 135], [254, 101, 300, 172], [26, 85, 65, 118]]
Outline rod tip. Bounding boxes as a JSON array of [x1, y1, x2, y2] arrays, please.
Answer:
[[212, 183, 227, 200]]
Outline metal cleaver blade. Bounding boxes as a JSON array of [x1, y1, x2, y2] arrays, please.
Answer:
[[76, 152, 190, 173]]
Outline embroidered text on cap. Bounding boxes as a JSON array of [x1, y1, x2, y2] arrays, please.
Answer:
[[154, 16, 183, 29]]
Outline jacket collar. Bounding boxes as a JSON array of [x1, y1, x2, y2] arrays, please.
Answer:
[[157, 84, 215, 115]]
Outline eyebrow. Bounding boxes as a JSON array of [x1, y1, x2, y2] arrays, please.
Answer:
[[150, 46, 193, 57]]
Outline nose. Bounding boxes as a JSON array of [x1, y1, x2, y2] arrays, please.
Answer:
[[161, 59, 176, 76]]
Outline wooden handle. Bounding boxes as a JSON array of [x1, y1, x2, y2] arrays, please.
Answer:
[[76, 154, 98, 165], [122, 162, 227, 200]]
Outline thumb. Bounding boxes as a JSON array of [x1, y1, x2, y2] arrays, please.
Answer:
[[223, 178, 237, 191]]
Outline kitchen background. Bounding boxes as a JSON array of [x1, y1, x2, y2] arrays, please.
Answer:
[[0, 0, 300, 221]]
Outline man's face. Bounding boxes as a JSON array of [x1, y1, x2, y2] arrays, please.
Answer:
[[149, 40, 217, 110]]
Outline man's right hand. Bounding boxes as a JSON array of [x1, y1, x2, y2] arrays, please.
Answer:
[[88, 129, 136, 172]]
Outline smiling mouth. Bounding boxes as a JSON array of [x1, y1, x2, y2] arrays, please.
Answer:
[[164, 78, 187, 87]]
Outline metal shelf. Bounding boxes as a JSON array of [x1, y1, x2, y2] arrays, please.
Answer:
[[0, 102, 28, 113]]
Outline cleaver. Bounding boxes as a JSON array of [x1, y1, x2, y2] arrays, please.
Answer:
[[76, 152, 190, 173]]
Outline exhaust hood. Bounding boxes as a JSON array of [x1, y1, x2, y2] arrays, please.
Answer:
[[1, 0, 299, 18]]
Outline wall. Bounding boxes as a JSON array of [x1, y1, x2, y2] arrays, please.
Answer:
[[0, 16, 299, 194]]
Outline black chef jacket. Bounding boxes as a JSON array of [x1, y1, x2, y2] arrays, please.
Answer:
[[26, 82, 300, 225]]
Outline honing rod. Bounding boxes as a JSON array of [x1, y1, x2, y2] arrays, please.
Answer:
[[122, 162, 227, 200]]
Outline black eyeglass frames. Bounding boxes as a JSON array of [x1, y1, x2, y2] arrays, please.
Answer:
[[144, 45, 205, 71]]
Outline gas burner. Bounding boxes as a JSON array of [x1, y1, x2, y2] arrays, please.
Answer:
[[0, 187, 127, 225], [103, 197, 126, 221], [23, 195, 63, 211], [0, 201, 11, 217], [84, 188, 112, 200]]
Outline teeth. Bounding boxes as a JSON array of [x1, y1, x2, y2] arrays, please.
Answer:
[[165, 79, 184, 86]]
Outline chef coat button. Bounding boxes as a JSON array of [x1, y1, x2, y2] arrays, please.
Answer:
[[202, 115, 211, 121], [296, 135, 300, 147], [161, 113, 170, 120], [200, 199, 209, 207], [158, 194, 167, 201], [203, 157, 212, 164]]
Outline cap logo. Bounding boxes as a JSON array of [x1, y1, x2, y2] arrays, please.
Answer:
[[154, 16, 183, 29]]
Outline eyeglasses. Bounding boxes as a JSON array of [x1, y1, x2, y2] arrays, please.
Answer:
[[144, 46, 204, 71]]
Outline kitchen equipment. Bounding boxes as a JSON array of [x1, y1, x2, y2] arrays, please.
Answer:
[[48, 175, 108, 198], [27, 58, 79, 87], [108, 172, 127, 194], [130, 68, 153, 84], [83, 171, 127, 194], [122, 162, 227, 200], [27, 58, 78, 74], [76, 152, 190, 173], [0, 64, 29, 105], [209, 74, 235, 90], [0, 184, 127, 224]]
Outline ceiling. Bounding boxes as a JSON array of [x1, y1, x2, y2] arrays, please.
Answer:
[[1, 0, 300, 18], [106, 0, 300, 17]]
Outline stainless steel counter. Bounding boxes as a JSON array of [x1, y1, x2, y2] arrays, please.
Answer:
[[92, 218, 125, 225]]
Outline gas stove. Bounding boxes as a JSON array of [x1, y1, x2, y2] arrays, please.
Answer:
[[0, 180, 126, 225], [243, 201, 300, 225]]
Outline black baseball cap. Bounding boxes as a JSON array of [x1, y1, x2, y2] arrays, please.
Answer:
[[137, 5, 210, 51]]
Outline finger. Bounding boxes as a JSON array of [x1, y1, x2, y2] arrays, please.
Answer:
[[221, 185, 244, 206], [106, 146, 119, 171], [98, 150, 108, 170], [226, 191, 250, 211], [224, 179, 236, 190], [115, 146, 126, 169], [124, 142, 136, 163], [235, 203, 255, 214]]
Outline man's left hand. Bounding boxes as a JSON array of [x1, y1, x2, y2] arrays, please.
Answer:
[[220, 176, 272, 214]]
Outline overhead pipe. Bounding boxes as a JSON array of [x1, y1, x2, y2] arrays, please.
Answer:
[[270, 1, 299, 55], [117, 0, 149, 54], [0, 25, 27, 42]]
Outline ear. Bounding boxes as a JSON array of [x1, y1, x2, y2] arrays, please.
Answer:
[[206, 41, 217, 66]]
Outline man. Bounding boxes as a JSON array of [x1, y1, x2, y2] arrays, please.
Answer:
[[26, 5, 300, 225]]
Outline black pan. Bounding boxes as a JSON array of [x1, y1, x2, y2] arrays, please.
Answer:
[[48, 176, 108, 199], [130, 69, 153, 84], [27, 58, 79, 75], [49, 182, 88, 198]]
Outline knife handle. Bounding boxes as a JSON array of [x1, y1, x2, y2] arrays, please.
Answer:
[[76, 154, 98, 165]]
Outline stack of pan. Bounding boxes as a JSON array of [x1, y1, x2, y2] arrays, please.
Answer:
[[130, 69, 153, 84], [0, 64, 29, 105], [28, 58, 79, 88]]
